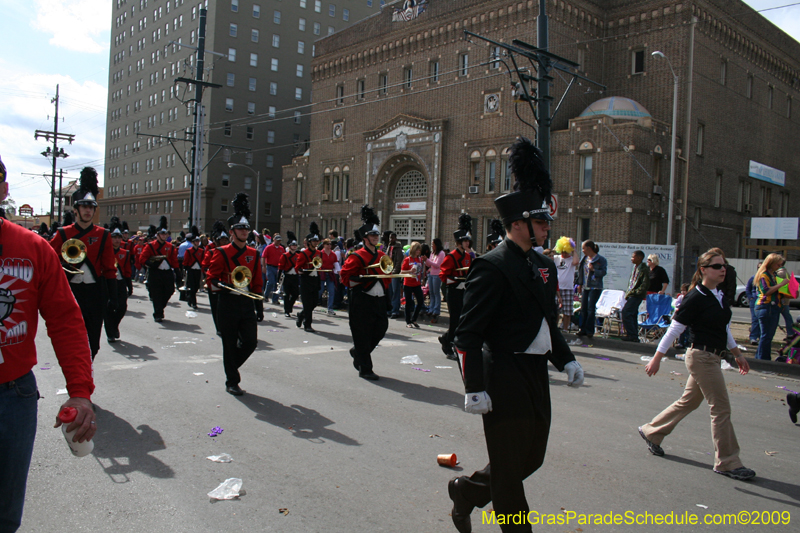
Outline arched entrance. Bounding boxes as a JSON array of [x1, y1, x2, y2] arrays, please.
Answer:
[[389, 168, 428, 245]]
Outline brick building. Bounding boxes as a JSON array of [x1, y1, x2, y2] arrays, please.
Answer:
[[281, 0, 800, 282]]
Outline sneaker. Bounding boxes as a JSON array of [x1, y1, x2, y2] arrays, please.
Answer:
[[638, 426, 664, 457], [327, 310, 336, 316], [787, 393, 799, 424], [713, 467, 755, 481]]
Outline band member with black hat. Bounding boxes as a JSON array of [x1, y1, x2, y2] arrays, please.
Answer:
[[485, 219, 505, 252], [295, 222, 322, 332], [105, 217, 132, 343], [277, 231, 300, 317], [49, 167, 118, 360], [446, 137, 584, 533], [138, 216, 179, 322], [182, 234, 205, 309], [339, 205, 389, 381], [206, 193, 264, 396], [205, 221, 230, 334], [438, 214, 473, 360]]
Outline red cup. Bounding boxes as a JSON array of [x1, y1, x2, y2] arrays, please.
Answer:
[[437, 453, 457, 467]]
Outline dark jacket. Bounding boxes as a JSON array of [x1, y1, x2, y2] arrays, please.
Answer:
[[454, 239, 575, 392], [576, 254, 607, 290]]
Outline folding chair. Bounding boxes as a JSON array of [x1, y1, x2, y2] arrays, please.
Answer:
[[638, 294, 673, 343], [593, 289, 626, 338]]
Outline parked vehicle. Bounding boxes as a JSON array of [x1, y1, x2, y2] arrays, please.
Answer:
[[736, 276, 800, 308]]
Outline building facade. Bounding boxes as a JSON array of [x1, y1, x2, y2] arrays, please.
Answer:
[[101, 0, 381, 235], [281, 0, 799, 282]]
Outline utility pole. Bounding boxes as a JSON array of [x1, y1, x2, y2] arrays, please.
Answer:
[[35, 84, 74, 218], [58, 169, 65, 224]]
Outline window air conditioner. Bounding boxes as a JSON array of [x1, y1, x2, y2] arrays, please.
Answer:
[[744, 203, 753, 213], [653, 185, 663, 195], [468, 186, 479, 194], [766, 208, 773, 216], [321, 193, 329, 201]]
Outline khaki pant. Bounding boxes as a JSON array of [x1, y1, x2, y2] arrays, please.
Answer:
[[641, 348, 743, 471]]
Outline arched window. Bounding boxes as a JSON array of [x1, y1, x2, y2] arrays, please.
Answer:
[[394, 170, 427, 199], [470, 150, 481, 185]]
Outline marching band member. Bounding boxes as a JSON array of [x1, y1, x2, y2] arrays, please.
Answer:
[[105, 218, 131, 343], [205, 221, 229, 335], [277, 231, 300, 318], [138, 216, 178, 322], [49, 167, 117, 360], [438, 214, 474, 361], [340, 205, 390, 381], [295, 222, 322, 332], [206, 193, 264, 396], [182, 235, 204, 310]]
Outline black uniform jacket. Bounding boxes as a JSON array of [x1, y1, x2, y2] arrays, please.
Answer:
[[454, 238, 575, 393]]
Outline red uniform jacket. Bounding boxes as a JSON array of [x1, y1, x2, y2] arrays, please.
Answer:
[[294, 248, 321, 275], [50, 223, 117, 280], [133, 242, 145, 265], [202, 243, 217, 272], [113, 247, 132, 279], [182, 245, 205, 269], [439, 248, 472, 285], [206, 242, 264, 294], [137, 239, 179, 270], [278, 250, 298, 272], [0, 219, 94, 398], [340, 246, 391, 291]]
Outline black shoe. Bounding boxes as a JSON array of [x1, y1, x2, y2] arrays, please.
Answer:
[[638, 426, 664, 457], [359, 370, 379, 381], [448, 477, 474, 533], [107, 337, 117, 343], [438, 335, 453, 357], [714, 466, 756, 481], [154, 317, 163, 323], [350, 348, 360, 371], [226, 385, 245, 396], [216, 331, 222, 336], [788, 393, 799, 424], [296, 316, 303, 328], [285, 313, 292, 318], [390, 313, 401, 319], [446, 352, 458, 361], [622, 336, 640, 342], [304, 326, 316, 333]]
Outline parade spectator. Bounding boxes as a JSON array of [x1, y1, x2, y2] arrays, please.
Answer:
[[647, 254, 670, 295], [745, 262, 762, 345], [754, 253, 790, 360], [622, 250, 649, 342], [401, 242, 426, 328], [386, 232, 405, 318], [425, 238, 445, 323], [553, 237, 579, 332], [262, 234, 285, 305], [777, 261, 796, 340], [576, 240, 607, 339], [674, 283, 691, 348]]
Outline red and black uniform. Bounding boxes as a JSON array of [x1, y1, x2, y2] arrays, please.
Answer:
[[206, 243, 264, 388], [50, 223, 117, 359], [294, 247, 321, 329], [133, 241, 145, 280], [439, 248, 472, 351], [105, 246, 131, 341], [340, 246, 392, 375], [202, 243, 221, 331], [138, 238, 179, 321], [182, 245, 205, 309], [278, 249, 300, 316]]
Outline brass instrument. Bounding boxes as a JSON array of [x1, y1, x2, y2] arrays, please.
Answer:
[[362, 255, 413, 278], [220, 265, 265, 300], [150, 255, 167, 263], [455, 266, 471, 272], [61, 239, 86, 275], [307, 255, 333, 272]]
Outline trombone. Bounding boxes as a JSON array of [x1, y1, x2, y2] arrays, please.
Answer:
[[61, 239, 86, 275], [362, 255, 413, 278], [306, 256, 333, 272], [219, 265, 265, 300]]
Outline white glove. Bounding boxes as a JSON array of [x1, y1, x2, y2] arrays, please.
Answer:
[[465, 392, 492, 414], [564, 361, 584, 387]]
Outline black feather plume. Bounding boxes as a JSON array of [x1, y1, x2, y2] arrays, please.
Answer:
[[109, 216, 121, 231], [51, 221, 60, 233], [309, 221, 320, 237], [232, 192, 251, 220], [122, 221, 129, 232], [191, 225, 199, 236], [158, 216, 168, 231], [286, 231, 297, 244], [360, 204, 380, 226], [148, 225, 156, 238], [62, 211, 74, 226], [212, 220, 227, 238], [179, 231, 186, 239], [39, 222, 48, 235], [490, 219, 505, 236], [509, 137, 551, 201], [79, 167, 99, 197], [458, 213, 472, 233]]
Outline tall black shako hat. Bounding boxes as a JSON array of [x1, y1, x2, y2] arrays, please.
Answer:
[[356, 204, 380, 240], [494, 137, 553, 232], [157, 215, 169, 234], [306, 221, 320, 242], [486, 219, 505, 245], [228, 192, 251, 229], [62, 211, 75, 226], [212, 220, 229, 241], [73, 167, 99, 207], [109, 216, 123, 236], [453, 213, 473, 243], [285, 230, 298, 246]]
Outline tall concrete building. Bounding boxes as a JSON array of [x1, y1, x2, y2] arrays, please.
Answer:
[[282, 0, 799, 280], [102, 0, 381, 234]]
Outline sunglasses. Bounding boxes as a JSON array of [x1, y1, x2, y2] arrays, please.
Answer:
[[704, 263, 727, 270]]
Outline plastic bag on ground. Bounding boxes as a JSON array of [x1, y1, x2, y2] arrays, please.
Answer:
[[208, 478, 242, 500], [720, 360, 734, 370], [401, 355, 423, 365], [207, 453, 233, 463]]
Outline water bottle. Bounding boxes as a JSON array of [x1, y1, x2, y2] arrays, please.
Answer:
[[58, 406, 94, 457]]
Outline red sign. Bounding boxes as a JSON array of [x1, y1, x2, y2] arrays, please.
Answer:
[[19, 204, 34, 217], [549, 194, 558, 218]]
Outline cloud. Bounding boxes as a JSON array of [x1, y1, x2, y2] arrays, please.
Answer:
[[33, 0, 111, 54]]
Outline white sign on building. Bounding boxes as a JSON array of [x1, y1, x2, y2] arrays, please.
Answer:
[[749, 161, 786, 187], [595, 243, 677, 294], [750, 218, 799, 240]]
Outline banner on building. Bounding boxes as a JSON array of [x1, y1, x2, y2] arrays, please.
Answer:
[[750, 217, 799, 240], [595, 243, 676, 295], [749, 161, 785, 187], [395, 201, 426, 211]]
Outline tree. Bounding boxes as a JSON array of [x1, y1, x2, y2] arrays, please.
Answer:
[[0, 194, 17, 216]]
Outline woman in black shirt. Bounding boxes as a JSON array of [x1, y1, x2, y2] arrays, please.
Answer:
[[646, 254, 670, 294], [637, 249, 755, 481]]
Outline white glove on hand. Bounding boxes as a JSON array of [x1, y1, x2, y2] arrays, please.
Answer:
[[564, 361, 585, 387], [464, 392, 492, 414]]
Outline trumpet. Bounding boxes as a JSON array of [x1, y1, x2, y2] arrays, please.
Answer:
[[219, 265, 264, 300], [308, 256, 333, 272], [61, 239, 86, 275], [362, 255, 413, 278], [455, 266, 471, 272]]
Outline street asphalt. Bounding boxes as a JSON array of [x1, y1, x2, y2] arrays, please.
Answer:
[[19, 285, 800, 532]]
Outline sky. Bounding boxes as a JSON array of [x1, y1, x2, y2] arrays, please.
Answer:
[[0, 0, 798, 216]]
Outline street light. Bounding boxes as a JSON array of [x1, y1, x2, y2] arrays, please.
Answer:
[[227, 162, 260, 231], [651, 50, 678, 246]]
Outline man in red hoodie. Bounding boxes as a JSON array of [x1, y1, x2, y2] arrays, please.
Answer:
[[0, 156, 96, 532]]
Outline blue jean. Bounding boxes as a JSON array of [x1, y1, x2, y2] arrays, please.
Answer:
[[755, 304, 780, 360], [621, 296, 642, 339], [749, 297, 761, 342], [319, 278, 336, 312], [427, 275, 442, 315], [0, 371, 39, 532], [781, 303, 794, 333], [265, 265, 280, 304], [579, 289, 602, 337], [390, 277, 403, 315]]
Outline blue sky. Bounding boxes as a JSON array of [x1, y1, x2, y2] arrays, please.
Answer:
[[0, 0, 798, 215]]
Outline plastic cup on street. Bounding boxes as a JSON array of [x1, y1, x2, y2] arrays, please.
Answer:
[[437, 453, 457, 467]]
